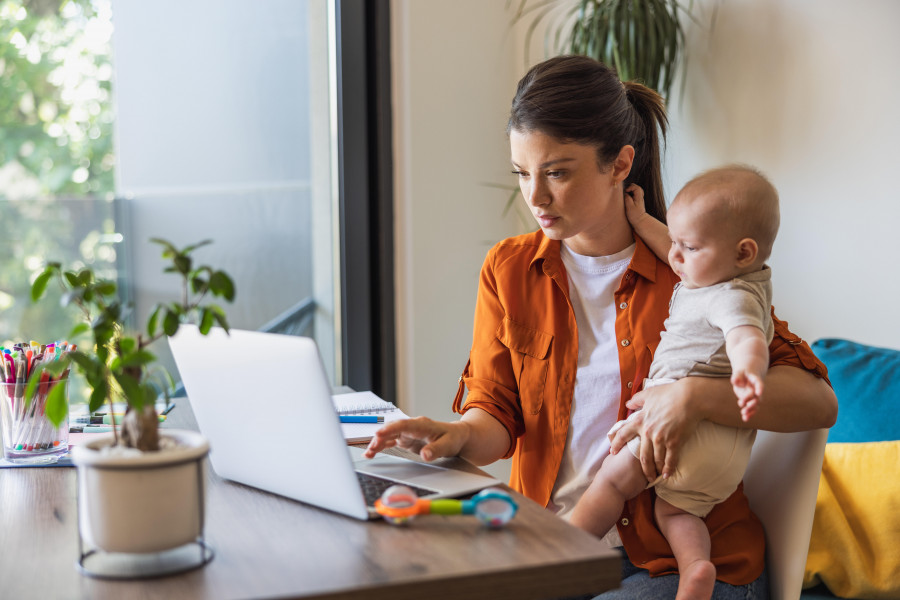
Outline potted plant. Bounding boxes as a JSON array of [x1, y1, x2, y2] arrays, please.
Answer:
[[510, 0, 692, 101], [29, 238, 235, 573]]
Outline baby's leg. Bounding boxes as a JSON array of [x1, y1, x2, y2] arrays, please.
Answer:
[[569, 449, 648, 537], [655, 498, 716, 600]]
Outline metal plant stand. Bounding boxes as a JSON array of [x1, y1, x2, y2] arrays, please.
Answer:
[[75, 452, 214, 579]]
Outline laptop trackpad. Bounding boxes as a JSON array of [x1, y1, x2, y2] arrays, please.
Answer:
[[354, 453, 444, 482], [349, 446, 499, 497]]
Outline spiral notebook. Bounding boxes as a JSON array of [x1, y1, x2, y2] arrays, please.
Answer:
[[332, 391, 410, 443]]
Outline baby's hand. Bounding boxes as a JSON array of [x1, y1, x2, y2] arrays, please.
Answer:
[[732, 370, 764, 422], [623, 183, 648, 227]]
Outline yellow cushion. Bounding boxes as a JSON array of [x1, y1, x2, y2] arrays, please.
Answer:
[[804, 441, 900, 598]]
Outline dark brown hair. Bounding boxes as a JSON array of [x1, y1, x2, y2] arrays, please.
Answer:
[[507, 55, 669, 223]]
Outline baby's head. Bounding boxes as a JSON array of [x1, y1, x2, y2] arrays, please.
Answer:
[[667, 165, 780, 289]]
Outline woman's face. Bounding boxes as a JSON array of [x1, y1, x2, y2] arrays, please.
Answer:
[[509, 129, 632, 257]]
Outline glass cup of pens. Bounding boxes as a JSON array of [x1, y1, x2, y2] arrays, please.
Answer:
[[0, 372, 70, 464]]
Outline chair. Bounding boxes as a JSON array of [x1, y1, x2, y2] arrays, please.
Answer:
[[743, 428, 829, 600]]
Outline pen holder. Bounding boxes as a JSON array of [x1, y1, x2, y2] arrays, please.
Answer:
[[0, 375, 69, 463]]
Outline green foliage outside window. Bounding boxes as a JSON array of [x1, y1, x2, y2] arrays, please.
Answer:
[[1, 0, 114, 196], [0, 0, 116, 401]]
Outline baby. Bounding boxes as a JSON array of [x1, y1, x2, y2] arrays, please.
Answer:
[[569, 165, 780, 600]]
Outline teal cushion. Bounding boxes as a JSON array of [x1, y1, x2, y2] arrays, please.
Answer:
[[811, 338, 900, 443]]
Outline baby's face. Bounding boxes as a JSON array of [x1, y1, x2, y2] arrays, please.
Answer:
[[666, 196, 741, 289]]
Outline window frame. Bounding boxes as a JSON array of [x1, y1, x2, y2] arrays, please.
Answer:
[[335, 0, 396, 403]]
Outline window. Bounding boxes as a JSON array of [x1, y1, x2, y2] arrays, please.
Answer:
[[1, 0, 395, 403]]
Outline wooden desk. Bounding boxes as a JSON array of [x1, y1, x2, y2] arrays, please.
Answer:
[[1, 399, 619, 599]]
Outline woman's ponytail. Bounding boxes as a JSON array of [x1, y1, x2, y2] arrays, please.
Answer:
[[623, 81, 668, 224]]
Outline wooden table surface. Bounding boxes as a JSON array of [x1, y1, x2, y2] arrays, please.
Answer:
[[0, 398, 620, 600]]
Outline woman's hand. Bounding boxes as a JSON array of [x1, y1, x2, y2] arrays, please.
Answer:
[[363, 407, 511, 465], [364, 416, 470, 461], [609, 378, 703, 481], [610, 366, 838, 481]]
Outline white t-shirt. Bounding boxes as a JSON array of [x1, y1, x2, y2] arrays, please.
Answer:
[[549, 242, 634, 547]]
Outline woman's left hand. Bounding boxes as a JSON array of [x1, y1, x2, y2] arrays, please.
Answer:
[[609, 378, 703, 482]]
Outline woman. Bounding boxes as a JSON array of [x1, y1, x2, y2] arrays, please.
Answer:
[[365, 55, 836, 598]]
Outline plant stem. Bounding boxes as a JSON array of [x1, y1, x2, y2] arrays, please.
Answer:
[[106, 396, 119, 445]]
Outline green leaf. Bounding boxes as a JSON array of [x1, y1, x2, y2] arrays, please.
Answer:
[[147, 305, 161, 337], [24, 376, 40, 406], [150, 237, 179, 258], [95, 344, 110, 364], [31, 268, 54, 302], [190, 275, 208, 295], [119, 349, 156, 368], [140, 381, 159, 406], [68, 322, 91, 339], [94, 281, 117, 296], [144, 363, 176, 397], [64, 270, 80, 287], [199, 308, 215, 334], [119, 336, 136, 355], [45, 380, 69, 427], [93, 326, 115, 349], [89, 381, 109, 414], [163, 309, 180, 336], [209, 271, 235, 301], [113, 371, 145, 410], [106, 302, 122, 322], [210, 305, 230, 332], [181, 239, 212, 255], [68, 350, 101, 375], [173, 255, 191, 275]]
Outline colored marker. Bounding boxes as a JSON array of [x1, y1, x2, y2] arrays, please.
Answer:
[[71, 414, 166, 425], [339, 415, 384, 424], [80, 425, 115, 433]]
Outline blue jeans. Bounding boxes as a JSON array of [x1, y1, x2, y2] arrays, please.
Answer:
[[568, 548, 770, 600]]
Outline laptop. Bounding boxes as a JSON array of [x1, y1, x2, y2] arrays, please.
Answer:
[[167, 326, 500, 520]]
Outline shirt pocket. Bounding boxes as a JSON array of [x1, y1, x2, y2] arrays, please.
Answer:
[[496, 316, 552, 415]]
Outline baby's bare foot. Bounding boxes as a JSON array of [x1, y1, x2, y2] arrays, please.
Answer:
[[676, 560, 716, 600]]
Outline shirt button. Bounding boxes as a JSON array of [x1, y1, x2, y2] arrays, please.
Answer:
[[621, 339, 630, 347], [620, 518, 630, 527], [626, 381, 633, 389], [619, 302, 628, 310]]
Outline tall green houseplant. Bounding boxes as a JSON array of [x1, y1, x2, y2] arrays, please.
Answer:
[[512, 0, 691, 100]]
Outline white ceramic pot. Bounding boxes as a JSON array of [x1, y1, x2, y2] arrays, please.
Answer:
[[71, 429, 210, 554]]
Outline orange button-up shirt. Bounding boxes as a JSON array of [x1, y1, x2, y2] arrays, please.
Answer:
[[453, 230, 829, 585]]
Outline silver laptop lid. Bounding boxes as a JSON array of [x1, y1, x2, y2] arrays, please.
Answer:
[[168, 326, 371, 520]]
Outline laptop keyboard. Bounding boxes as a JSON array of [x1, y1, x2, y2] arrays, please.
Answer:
[[356, 472, 438, 506]]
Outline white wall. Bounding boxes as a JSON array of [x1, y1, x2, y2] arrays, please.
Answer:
[[392, 0, 523, 421], [392, 0, 900, 479]]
